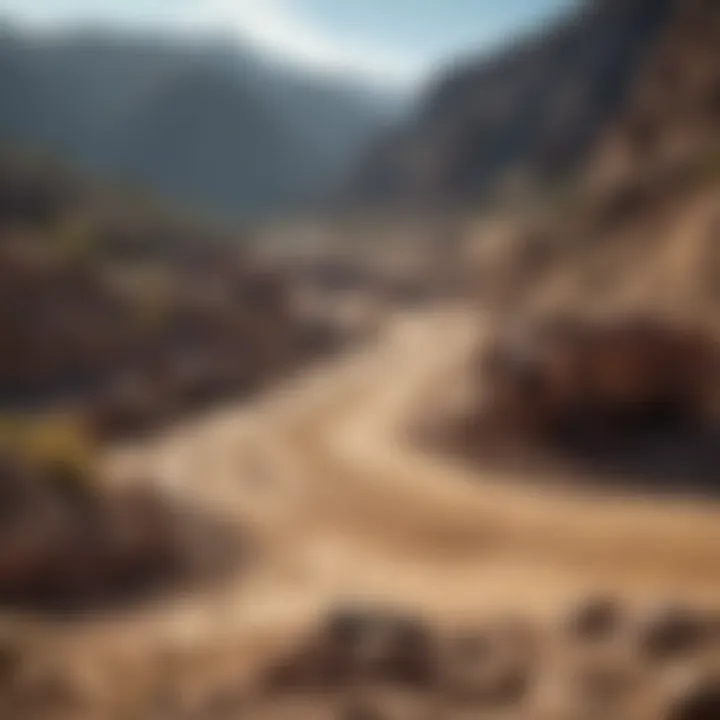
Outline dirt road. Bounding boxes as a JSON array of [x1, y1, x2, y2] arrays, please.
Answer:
[[107, 305, 720, 610], [61, 306, 719, 707]]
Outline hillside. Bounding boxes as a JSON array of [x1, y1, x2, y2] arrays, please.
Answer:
[[0, 26, 396, 218], [355, 0, 679, 206], [458, 0, 720, 324], [0, 152, 347, 432]]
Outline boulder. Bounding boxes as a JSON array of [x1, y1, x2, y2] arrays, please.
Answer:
[[437, 625, 534, 705], [666, 675, 720, 720], [636, 605, 709, 660], [565, 596, 626, 642]]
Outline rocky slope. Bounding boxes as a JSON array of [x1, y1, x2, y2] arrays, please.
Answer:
[[355, 0, 711, 207], [0, 154, 343, 432], [440, 0, 720, 317]]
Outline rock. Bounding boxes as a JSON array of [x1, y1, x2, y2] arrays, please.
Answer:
[[321, 605, 436, 687], [438, 627, 532, 705], [378, 614, 438, 687], [571, 652, 644, 709], [565, 596, 625, 641], [340, 699, 388, 720], [666, 676, 720, 720], [86, 375, 165, 440], [637, 605, 708, 660], [264, 605, 437, 691]]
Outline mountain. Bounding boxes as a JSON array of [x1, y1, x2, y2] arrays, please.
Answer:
[[458, 0, 720, 323], [583, 0, 720, 192], [0, 25, 398, 218], [354, 0, 691, 207]]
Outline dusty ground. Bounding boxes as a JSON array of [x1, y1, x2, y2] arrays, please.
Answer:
[[4, 305, 718, 717]]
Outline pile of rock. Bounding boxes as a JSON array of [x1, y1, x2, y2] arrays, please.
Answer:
[[252, 598, 719, 720]]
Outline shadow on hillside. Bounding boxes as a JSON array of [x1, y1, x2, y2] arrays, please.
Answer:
[[427, 414, 720, 500], [552, 425, 720, 497]]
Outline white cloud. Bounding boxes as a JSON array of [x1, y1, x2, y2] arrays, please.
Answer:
[[0, 0, 423, 86], [179, 0, 422, 85]]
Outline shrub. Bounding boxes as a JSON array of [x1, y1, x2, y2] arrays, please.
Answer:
[[0, 414, 98, 498]]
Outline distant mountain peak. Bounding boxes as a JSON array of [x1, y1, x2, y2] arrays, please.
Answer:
[[0, 25, 401, 218]]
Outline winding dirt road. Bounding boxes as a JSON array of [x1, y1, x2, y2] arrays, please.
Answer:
[[54, 306, 719, 709], [108, 306, 720, 612]]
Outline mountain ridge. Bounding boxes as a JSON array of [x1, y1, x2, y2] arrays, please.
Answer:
[[0, 23, 399, 218]]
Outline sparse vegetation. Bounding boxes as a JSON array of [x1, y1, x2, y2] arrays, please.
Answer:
[[0, 152, 345, 439], [0, 414, 98, 497], [0, 415, 241, 612]]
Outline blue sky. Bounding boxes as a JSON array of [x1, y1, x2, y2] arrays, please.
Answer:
[[0, 0, 578, 85]]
